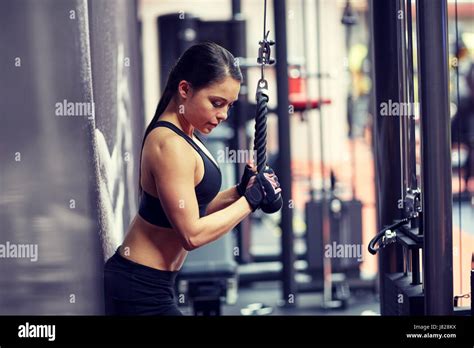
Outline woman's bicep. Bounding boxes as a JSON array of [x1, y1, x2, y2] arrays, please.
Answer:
[[147, 139, 200, 248]]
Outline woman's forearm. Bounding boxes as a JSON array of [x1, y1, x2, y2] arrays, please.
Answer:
[[188, 197, 252, 249], [205, 186, 241, 214]]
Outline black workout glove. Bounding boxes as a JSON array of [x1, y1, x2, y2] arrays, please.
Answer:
[[258, 167, 283, 214], [244, 169, 282, 212], [243, 176, 264, 211], [236, 164, 257, 196]]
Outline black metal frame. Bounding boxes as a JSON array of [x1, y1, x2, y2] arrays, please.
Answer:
[[371, 0, 454, 315], [416, 0, 453, 315], [273, 0, 297, 306], [370, 0, 405, 315]]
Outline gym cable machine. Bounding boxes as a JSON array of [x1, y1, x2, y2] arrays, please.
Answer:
[[369, 0, 471, 316]]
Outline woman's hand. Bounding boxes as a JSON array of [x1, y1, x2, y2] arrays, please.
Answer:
[[236, 159, 258, 196], [259, 167, 282, 198], [259, 167, 283, 214], [243, 168, 282, 212]]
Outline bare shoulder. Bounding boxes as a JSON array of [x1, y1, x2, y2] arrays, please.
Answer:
[[142, 126, 200, 229], [143, 127, 196, 179]]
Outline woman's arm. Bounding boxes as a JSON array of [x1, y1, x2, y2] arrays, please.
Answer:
[[206, 160, 258, 214], [205, 186, 240, 215], [146, 133, 253, 251]]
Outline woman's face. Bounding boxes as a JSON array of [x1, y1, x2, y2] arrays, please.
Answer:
[[178, 76, 240, 134]]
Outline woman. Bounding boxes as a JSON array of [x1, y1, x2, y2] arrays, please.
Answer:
[[104, 42, 281, 315]]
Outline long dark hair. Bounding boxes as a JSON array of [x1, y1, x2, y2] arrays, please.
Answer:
[[138, 41, 243, 197]]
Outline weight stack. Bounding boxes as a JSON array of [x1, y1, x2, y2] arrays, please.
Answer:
[[305, 198, 363, 278], [384, 273, 424, 315]]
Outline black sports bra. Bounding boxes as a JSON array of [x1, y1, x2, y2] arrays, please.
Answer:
[[138, 121, 222, 228]]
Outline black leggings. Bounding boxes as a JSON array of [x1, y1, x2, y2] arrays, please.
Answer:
[[104, 247, 183, 316]]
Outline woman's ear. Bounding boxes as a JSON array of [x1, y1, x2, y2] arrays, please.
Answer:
[[178, 80, 192, 100]]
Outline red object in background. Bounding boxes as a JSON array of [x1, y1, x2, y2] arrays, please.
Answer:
[[290, 99, 332, 111], [289, 75, 305, 96], [289, 70, 331, 112], [288, 69, 331, 112]]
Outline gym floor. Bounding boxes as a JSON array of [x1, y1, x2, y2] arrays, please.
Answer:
[[178, 281, 380, 316]]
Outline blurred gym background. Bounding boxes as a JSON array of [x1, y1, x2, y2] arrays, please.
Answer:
[[0, 0, 473, 315]]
